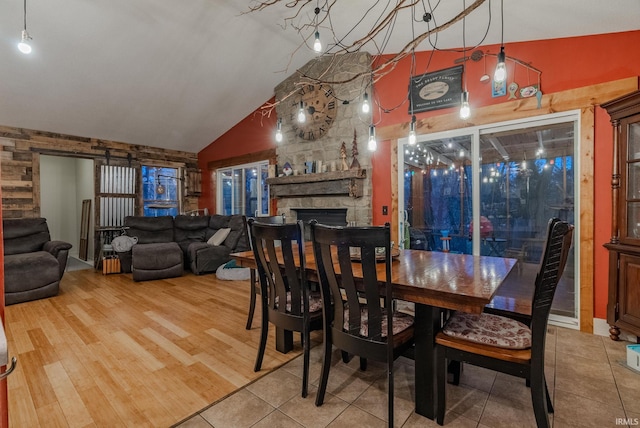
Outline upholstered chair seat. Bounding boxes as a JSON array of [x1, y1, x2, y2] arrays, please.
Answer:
[[442, 312, 531, 349]]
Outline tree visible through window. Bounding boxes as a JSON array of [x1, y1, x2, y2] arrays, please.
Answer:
[[142, 166, 180, 216]]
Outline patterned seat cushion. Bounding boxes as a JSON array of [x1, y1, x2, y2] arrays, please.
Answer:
[[275, 291, 323, 314], [343, 307, 414, 338], [443, 312, 531, 349]]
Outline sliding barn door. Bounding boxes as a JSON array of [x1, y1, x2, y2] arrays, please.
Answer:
[[94, 164, 137, 267]]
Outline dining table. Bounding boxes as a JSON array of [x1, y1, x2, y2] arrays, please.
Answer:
[[231, 245, 517, 420]]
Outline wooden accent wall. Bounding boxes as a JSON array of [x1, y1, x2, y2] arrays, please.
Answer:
[[0, 126, 199, 219]]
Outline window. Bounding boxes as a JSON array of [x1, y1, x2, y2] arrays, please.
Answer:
[[217, 161, 269, 216], [142, 166, 181, 217]]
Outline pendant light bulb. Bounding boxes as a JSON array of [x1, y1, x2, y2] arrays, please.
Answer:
[[18, 29, 32, 54], [312, 6, 322, 53], [18, 0, 32, 55], [297, 101, 306, 123], [460, 91, 471, 120], [494, 47, 506, 83], [361, 93, 370, 114], [275, 118, 283, 143], [408, 115, 417, 145], [367, 125, 377, 151], [313, 31, 322, 53]]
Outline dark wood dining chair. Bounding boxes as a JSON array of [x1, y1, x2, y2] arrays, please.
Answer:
[[244, 214, 286, 330], [435, 218, 574, 427], [309, 221, 414, 427], [249, 218, 322, 397]]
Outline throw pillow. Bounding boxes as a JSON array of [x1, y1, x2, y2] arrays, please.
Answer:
[[207, 228, 231, 246]]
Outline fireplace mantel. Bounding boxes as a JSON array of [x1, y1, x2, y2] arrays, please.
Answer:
[[267, 169, 366, 198]]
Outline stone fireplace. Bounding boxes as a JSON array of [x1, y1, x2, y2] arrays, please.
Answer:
[[272, 52, 374, 226]]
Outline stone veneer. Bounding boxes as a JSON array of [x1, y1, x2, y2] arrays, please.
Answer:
[[274, 52, 373, 225]]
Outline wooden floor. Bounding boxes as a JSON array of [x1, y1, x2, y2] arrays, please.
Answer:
[[5, 269, 302, 427]]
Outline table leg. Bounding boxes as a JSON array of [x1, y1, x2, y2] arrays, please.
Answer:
[[276, 327, 293, 353], [414, 304, 442, 419]]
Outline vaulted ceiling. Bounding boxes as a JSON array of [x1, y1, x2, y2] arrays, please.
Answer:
[[0, 1, 638, 153]]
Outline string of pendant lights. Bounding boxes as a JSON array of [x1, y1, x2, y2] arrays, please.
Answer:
[[268, 0, 514, 150], [261, 0, 491, 146]]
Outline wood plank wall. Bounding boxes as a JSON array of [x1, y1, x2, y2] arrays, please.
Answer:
[[0, 126, 200, 219]]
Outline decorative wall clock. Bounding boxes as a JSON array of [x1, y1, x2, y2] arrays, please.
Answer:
[[290, 83, 337, 140]]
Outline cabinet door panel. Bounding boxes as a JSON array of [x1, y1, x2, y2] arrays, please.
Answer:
[[619, 253, 640, 328], [627, 122, 640, 160], [628, 202, 640, 239]]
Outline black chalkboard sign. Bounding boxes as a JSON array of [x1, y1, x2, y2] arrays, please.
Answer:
[[409, 66, 463, 113]]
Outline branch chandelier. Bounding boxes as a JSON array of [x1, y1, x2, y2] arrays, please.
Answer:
[[247, 0, 541, 148]]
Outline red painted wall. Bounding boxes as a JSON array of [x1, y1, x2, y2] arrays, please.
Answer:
[[594, 106, 614, 321], [199, 30, 640, 320]]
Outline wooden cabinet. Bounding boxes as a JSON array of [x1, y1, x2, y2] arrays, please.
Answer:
[[603, 91, 640, 341]]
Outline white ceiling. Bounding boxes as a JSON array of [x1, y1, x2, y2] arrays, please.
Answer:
[[0, 1, 638, 153]]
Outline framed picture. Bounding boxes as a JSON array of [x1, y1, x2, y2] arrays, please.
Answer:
[[409, 66, 463, 113], [492, 79, 507, 97]]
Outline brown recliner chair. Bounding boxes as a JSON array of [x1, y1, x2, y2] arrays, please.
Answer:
[[3, 218, 72, 305]]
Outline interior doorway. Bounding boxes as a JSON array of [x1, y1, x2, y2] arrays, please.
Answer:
[[40, 155, 95, 267]]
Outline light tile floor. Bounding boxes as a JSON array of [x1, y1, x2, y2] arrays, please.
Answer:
[[175, 327, 640, 427]]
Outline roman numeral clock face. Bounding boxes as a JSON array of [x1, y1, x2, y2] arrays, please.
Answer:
[[290, 83, 337, 140]]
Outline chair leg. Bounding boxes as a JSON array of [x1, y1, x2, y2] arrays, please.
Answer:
[[245, 269, 257, 330], [341, 350, 352, 363], [530, 368, 551, 428], [448, 360, 461, 385], [315, 330, 333, 407], [544, 377, 554, 413], [436, 348, 447, 426], [254, 299, 268, 372], [302, 328, 310, 398], [387, 359, 394, 428]]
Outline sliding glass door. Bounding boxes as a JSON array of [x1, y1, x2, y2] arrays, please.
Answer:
[[403, 134, 473, 254], [399, 112, 579, 326]]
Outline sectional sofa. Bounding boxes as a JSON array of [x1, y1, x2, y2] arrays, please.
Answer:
[[122, 214, 249, 281]]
